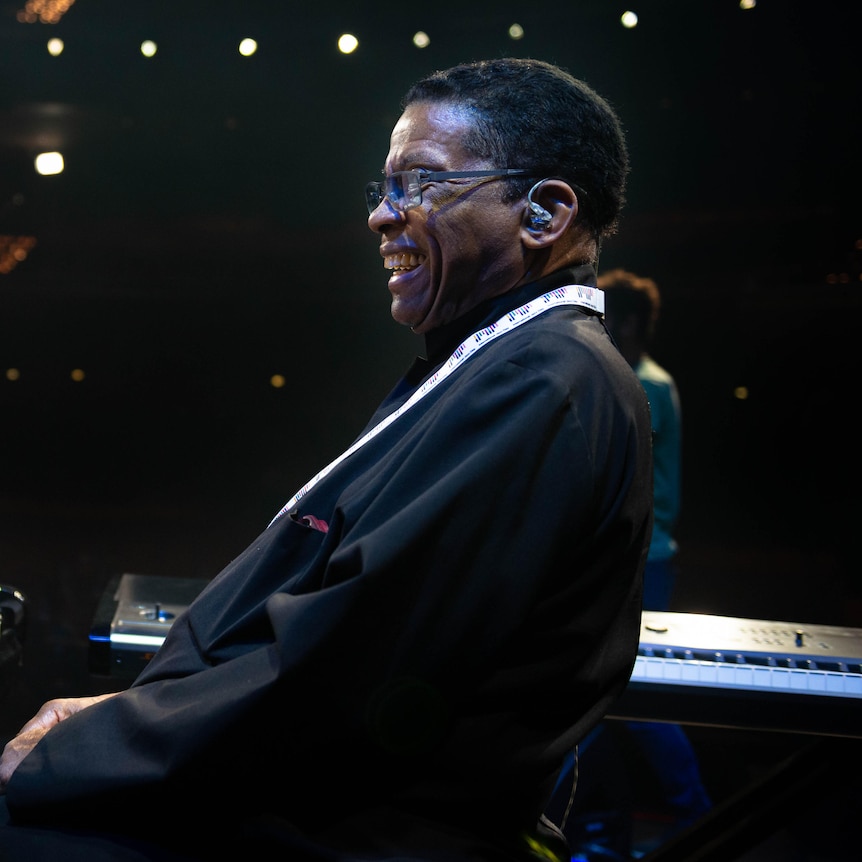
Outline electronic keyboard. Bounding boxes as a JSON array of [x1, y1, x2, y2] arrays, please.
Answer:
[[610, 610, 862, 738]]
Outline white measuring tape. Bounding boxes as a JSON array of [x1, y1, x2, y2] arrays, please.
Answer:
[[269, 284, 603, 526]]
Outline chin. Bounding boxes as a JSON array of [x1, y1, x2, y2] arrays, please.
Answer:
[[390, 300, 423, 331]]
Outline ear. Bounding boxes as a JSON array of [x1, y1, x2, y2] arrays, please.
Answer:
[[519, 179, 579, 248]]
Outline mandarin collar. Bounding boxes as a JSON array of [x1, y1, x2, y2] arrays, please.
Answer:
[[422, 264, 598, 365]]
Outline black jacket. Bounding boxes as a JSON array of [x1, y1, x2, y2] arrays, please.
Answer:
[[6, 264, 652, 861]]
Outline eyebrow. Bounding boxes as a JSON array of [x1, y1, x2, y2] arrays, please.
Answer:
[[383, 148, 444, 174]]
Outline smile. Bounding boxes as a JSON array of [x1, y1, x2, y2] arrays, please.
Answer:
[[384, 252, 425, 272]]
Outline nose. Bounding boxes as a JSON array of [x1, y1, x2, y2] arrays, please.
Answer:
[[367, 196, 406, 232]]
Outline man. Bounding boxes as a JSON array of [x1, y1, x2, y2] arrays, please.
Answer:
[[0, 58, 652, 861], [567, 269, 709, 856], [598, 268, 681, 610]]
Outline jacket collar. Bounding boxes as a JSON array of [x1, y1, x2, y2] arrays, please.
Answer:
[[423, 263, 598, 365]]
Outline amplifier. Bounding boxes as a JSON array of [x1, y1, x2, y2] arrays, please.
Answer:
[[88, 573, 208, 679]]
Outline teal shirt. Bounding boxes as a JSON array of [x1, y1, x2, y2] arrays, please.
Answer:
[[636, 355, 681, 562]]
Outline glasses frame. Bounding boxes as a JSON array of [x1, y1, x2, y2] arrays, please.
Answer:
[[365, 169, 532, 215]]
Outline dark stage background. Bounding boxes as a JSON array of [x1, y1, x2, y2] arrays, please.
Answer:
[[0, 3, 860, 851]]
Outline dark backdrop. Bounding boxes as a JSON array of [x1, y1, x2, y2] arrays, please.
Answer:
[[0, 0, 860, 737]]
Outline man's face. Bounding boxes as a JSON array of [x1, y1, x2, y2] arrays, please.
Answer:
[[367, 102, 527, 334]]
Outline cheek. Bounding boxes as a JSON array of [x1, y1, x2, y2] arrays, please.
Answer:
[[427, 211, 483, 266]]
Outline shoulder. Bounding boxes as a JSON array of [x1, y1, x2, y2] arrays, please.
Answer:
[[468, 308, 649, 421], [499, 307, 627, 375], [636, 355, 675, 385]]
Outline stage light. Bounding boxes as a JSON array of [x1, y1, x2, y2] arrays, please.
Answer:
[[140, 40, 157, 58], [337, 33, 359, 55], [0, 236, 36, 275], [47, 38, 64, 56], [17, 0, 76, 24], [239, 38, 258, 57], [35, 152, 64, 176]]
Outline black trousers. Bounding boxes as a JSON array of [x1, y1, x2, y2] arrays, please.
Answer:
[[0, 797, 429, 862], [0, 795, 565, 862], [0, 798, 189, 860]]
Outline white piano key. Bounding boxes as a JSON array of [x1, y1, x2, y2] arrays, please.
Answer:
[[628, 656, 862, 698]]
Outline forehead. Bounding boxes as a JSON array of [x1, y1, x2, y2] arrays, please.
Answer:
[[386, 101, 481, 170]]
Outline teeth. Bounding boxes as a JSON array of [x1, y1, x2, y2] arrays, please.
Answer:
[[384, 252, 424, 271]]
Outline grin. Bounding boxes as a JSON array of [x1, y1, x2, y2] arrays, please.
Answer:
[[385, 252, 426, 272]]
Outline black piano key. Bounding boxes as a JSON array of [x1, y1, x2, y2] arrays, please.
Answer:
[[740, 654, 774, 667], [818, 661, 848, 672]]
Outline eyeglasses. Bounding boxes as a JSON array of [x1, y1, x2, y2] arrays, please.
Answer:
[[365, 169, 532, 215]]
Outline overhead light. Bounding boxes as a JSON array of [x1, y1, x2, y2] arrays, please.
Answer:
[[35, 151, 64, 175], [17, 0, 76, 24], [238, 38, 258, 57], [337, 33, 359, 55]]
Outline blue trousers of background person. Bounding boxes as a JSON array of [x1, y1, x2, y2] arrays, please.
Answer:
[[633, 557, 712, 829], [549, 558, 712, 858]]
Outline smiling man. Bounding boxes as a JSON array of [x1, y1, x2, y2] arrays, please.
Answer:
[[0, 58, 652, 862]]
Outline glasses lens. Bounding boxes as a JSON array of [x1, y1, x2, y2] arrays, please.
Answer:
[[366, 172, 425, 214], [365, 182, 384, 214], [389, 172, 423, 211]]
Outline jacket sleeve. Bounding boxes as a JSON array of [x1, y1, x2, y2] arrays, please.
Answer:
[[6, 326, 651, 833]]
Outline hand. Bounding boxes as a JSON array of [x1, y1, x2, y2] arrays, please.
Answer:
[[0, 692, 120, 792]]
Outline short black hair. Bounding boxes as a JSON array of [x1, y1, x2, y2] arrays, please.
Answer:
[[401, 57, 629, 243], [597, 268, 661, 343]]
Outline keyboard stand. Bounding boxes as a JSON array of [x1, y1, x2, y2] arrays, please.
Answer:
[[638, 734, 862, 862]]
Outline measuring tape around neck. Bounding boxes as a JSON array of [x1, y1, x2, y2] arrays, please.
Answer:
[[268, 284, 603, 525]]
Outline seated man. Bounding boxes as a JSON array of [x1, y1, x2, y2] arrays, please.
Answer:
[[0, 57, 652, 862]]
